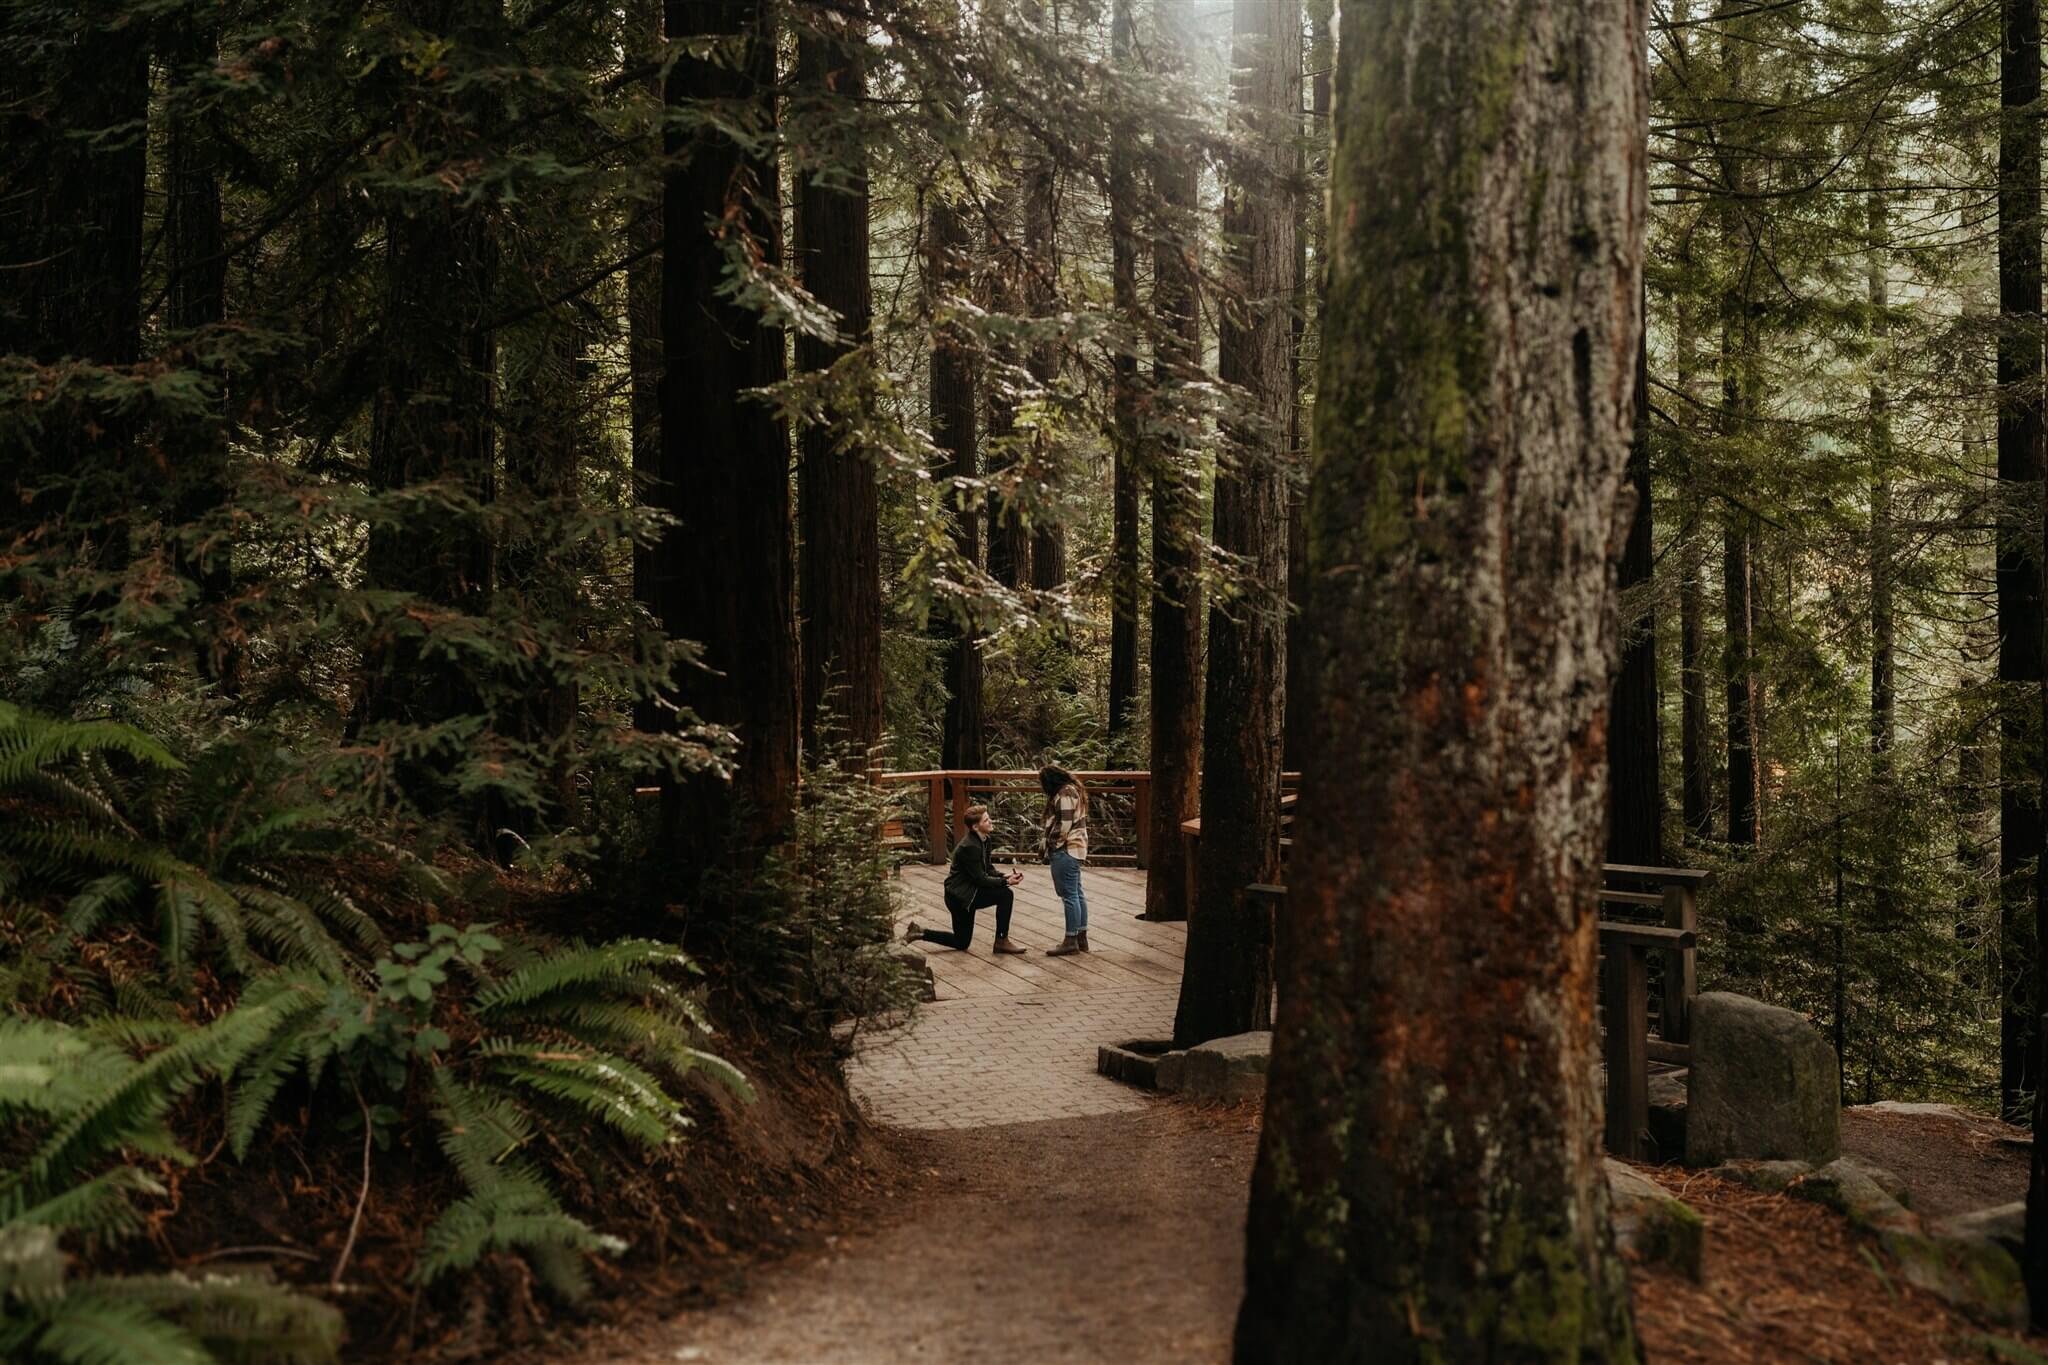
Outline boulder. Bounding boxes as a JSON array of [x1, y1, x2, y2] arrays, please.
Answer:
[[1647, 1069, 1688, 1161], [1789, 1158, 1914, 1234], [1684, 992, 1839, 1168], [1932, 1202, 2026, 1260], [1878, 1226, 2028, 1331], [1605, 1159, 1704, 1280], [1175, 1031, 1271, 1101]]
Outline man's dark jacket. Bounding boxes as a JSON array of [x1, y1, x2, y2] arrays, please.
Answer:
[[944, 831, 1009, 913]]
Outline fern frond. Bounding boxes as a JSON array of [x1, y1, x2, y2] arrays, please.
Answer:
[[108, 1274, 343, 1364], [59, 876, 139, 943], [478, 1044, 687, 1147], [0, 705, 182, 789], [26, 1292, 211, 1365], [471, 940, 694, 1015], [6, 1168, 162, 1246], [226, 885, 350, 979]]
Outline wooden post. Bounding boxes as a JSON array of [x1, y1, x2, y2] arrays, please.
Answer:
[[1134, 773, 1152, 868], [1602, 943, 1650, 1160], [927, 775, 947, 864], [1661, 881, 1698, 1043]]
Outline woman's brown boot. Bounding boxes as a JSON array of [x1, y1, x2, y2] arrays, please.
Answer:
[[1077, 931, 1090, 953], [1046, 936, 1081, 957]]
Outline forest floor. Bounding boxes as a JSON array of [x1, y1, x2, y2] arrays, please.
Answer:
[[541, 870, 2047, 1363]]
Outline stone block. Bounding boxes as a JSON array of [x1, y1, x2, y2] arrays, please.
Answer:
[[1605, 1159, 1704, 1280], [1177, 1031, 1271, 1101], [1154, 1050, 1188, 1093], [1096, 1040, 1177, 1090], [1684, 992, 1839, 1168], [1878, 1226, 2028, 1331], [1647, 1069, 1687, 1161]]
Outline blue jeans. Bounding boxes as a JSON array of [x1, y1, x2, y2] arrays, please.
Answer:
[[1048, 849, 1089, 935]]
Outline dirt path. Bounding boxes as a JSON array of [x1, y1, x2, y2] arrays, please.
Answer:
[[568, 1102, 1260, 1365]]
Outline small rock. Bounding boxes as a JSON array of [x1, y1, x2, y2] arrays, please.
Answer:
[[1710, 1159, 1813, 1194], [1605, 1159, 1704, 1280], [1685, 992, 1840, 1168]]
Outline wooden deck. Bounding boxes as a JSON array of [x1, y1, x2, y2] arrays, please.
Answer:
[[896, 865, 1184, 1003]]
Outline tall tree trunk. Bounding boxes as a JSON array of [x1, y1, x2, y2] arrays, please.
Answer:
[[1868, 176, 1898, 925], [164, 13, 240, 692], [796, 7, 883, 761], [2004, 0, 2046, 1129], [1022, 67, 1065, 596], [1238, 0, 1646, 1352], [1283, 0, 1332, 773], [931, 194, 987, 773], [357, 2, 502, 834], [985, 203, 1031, 591], [629, 0, 664, 747], [654, 0, 799, 872], [1106, 0, 1141, 745], [1681, 533, 1714, 839], [1173, 0, 1296, 1049], [1609, 292, 1662, 866], [1719, 9, 1761, 850], [1141, 0, 1205, 923]]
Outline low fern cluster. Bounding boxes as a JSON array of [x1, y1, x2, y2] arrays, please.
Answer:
[[1, 704, 756, 1358], [0, 1011, 343, 1364]]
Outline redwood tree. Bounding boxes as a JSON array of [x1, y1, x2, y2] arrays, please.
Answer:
[[650, 0, 800, 869], [795, 5, 883, 759], [1141, 0, 1205, 923], [1609, 306, 1662, 867], [930, 193, 987, 773], [1237, 0, 1646, 1354], [2002, 0, 2045, 1126], [1105, 0, 1141, 744], [1174, 0, 1296, 1048]]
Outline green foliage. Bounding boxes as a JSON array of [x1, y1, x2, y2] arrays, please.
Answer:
[[0, 1015, 342, 1365], [741, 740, 925, 1047]]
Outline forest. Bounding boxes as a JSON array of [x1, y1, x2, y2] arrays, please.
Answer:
[[9, 0, 2048, 1358]]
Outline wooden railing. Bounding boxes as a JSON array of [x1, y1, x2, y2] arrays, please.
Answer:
[[1598, 865, 1708, 1161], [878, 769, 1704, 1162], [878, 770, 1156, 865]]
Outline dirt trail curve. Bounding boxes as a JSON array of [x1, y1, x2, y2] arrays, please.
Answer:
[[570, 866, 1260, 1365]]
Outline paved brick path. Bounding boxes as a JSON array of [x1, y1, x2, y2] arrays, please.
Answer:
[[849, 867, 1182, 1129]]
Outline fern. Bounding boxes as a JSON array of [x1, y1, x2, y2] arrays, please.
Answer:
[[471, 938, 697, 1013], [0, 1015, 342, 1365]]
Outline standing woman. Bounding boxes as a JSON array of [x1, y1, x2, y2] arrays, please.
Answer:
[[1041, 765, 1090, 956]]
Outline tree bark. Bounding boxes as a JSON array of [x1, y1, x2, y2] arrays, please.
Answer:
[[653, 0, 800, 870], [1718, 9, 1761, 850], [1106, 0, 1141, 745], [1681, 534, 1713, 840], [1283, 2, 1331, 774], [1609, 296, 1662, 867], [1237, 0, 1646, 1353], [1868, 175, 1898, 926], [796, 7, 884, 762], [629, 0, 663, 741], [931, 194, 987, 772], [1174, 0, 1296, 1047], [1141, 0, 1205, 923], [1022, 71, 1065, 596], [2003, 0, 2046, 1130]]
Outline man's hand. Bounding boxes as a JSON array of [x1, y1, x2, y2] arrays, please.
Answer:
[[1007, 870, 1024, 885]]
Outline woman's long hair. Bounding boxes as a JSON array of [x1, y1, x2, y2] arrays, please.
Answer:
[[1038, 765, 1085, 816]]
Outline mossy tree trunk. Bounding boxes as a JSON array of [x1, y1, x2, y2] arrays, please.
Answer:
[[2001, 0, 2045, 1127], [652, 0, 800, 871], [796, 5, 883, 762], [1106, 0, 1142, 746], [1236, 0, 1646, 1355], [1609, 300, 1661, 867], [930, 193, 987, 773], [1174, 0, 1297, 1047], [1142, 0, 1204, 923]]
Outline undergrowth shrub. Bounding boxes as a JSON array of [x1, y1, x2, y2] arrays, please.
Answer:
[[739, 739, 923, 1048]]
